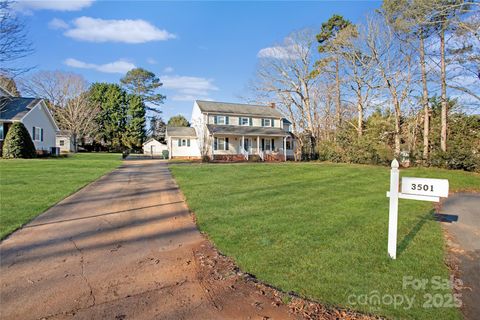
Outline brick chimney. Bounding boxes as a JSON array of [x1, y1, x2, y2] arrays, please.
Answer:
[[269, 102, 276, 109]]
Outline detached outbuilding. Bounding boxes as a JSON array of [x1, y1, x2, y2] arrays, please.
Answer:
[[142, 138, 168, 157]]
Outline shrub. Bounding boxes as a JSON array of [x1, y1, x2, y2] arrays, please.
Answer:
[[201, 155, 210, 162], [430, 147, 480, 172], [248, 155, 262, 162], [2, 122, 36, 158]]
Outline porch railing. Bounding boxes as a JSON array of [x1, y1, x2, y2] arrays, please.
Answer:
[[240, 147, 249, 160], [258, 150, 264, 161]]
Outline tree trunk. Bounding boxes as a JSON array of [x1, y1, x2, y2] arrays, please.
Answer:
[[440, 24, 448, 152], [335, 57, 341, 127], [419, 35, 429, 161], [393, 97, 401, 158], [357, 100, 363, 137]]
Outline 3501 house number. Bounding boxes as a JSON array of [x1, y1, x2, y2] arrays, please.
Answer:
[[411, 184, 434, 192]]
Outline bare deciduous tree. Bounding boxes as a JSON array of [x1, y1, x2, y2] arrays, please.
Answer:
[[21, 70, 99, 151], [0, 0, 34, 77], [364, 15, 415, 156]]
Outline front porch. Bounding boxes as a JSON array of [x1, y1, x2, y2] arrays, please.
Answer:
[[210, 135, 293, 162]]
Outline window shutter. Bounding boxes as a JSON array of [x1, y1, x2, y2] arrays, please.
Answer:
[[214, 116, 218, 124], [40, 128, 44, 141], [271, 119, 275, 127], [225, 138, 229, 150], [187, 139, 190, 147], [226, 116, 229, 125], [178, 139, 181, 147], [272, 139, 275, 150], [249, 117, 252, 126], [214, 137, 218, 150], [261, 119, 264, 127], [32, 127, 35, 140], [238, 117, 241, 125]]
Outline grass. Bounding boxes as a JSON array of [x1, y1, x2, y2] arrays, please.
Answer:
[[170, 162, 480, 319], [0, 153, 122, 239]]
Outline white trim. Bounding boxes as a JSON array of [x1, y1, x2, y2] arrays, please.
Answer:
[[20, 100, 59, 132]]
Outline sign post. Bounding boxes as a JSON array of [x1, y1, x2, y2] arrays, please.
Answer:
[[387, 159, 400, 259], [386, 159, 449, 259]]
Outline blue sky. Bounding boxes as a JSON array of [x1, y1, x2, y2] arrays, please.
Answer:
[[18, 0, 381, 120]]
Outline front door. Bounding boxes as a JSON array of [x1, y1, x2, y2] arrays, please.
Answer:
[[241, 138, 251, 152]]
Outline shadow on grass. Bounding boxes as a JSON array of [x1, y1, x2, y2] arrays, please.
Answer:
[[397, 209, 435, 257]]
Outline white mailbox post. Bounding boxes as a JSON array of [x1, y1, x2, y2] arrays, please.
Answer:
[[386, 159, 449, 259]]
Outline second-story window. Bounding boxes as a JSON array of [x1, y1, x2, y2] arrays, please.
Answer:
[[263, 119, 271, 127], [240, 117, 249, 126], [216, 116, 226, 125]]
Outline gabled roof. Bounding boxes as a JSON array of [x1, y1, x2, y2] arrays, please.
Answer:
[[143, 137, 166, 145], [166, 126, 196, 137], [0, 97, 42, 120], [206, 124, 288, 137], [196, 100, 284, 118]]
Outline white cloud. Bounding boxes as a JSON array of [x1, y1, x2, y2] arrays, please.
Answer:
[[64, 16, 176, 43], [161, 75, 218, 101], [258, 36, 305, 60], [16, 0, 94, 11], [163, 66, 174, 73], [257, 45, 301, 60], [48, 18, 69, 30], [64, 58, 136, 74]]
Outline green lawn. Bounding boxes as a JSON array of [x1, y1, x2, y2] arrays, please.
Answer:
[[0, 153, 122, 239], [170, 162, 480, 320]]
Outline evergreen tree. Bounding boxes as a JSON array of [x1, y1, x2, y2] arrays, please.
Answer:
[[88, 83, 127, 150], [2, 122, 36, 158], [123, 94, 146, 150]]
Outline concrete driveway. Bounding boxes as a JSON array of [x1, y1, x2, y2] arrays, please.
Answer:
[[440, 193, 480, 320], [0, 160, 298, 320]]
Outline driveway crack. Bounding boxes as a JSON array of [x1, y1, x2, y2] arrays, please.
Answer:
[[69, 237, 96, 308]]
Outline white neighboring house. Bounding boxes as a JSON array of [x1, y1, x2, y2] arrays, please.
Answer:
[[56, 130, 75, 153], [165, 126, 201, 159], [0, 87, 59, 155], [142, 138, 168, 157]]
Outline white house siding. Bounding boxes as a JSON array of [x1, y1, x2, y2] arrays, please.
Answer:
[[191, 102, 208, 154], [21, 102, 57, 152], [56, 135, 74, 152], [168, 137, 201, 158], [143, 139, 168, 155], [207, 114, 282, 128]]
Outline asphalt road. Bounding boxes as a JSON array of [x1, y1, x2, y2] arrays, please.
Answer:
[[440, 193, 480, 320]]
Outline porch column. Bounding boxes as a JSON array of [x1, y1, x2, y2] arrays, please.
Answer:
[[211, 135, 214, 160], [283, 136, 287, 161], [257, 136, 260, 154]]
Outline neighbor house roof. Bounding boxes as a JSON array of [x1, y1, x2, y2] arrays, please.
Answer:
[[166, 126, 196, 137], [206, 124, 288, 137], [196, 100, 284, 118], [0, 97, 42, 121]]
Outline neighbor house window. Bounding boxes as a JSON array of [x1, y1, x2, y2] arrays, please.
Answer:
[[214, 137, 229, 150], [239, 117, 250, 126], [263, 119, 271, 127], [59, 140, 65, 146], [178, 139, 191, 147], [32, 127, 43, 141]]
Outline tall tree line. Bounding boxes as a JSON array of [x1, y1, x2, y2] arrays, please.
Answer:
[[253, 0, 479, 170]]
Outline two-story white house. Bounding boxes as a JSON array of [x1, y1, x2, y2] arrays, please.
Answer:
[[166, 100, 295, 161]]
